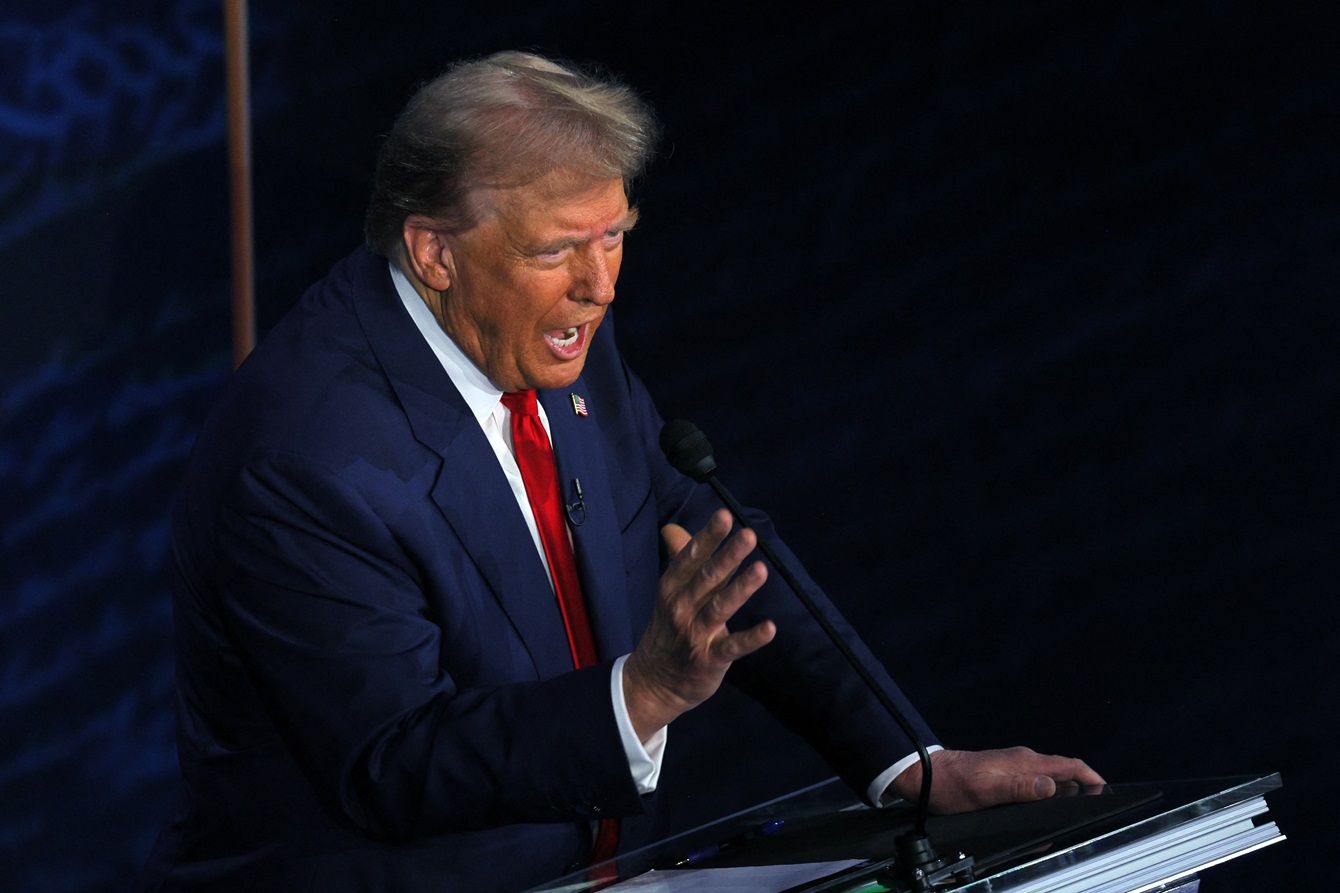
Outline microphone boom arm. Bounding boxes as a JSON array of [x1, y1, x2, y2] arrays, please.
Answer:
[[702, 475, 936, 835], [660, 419, 975, 890]]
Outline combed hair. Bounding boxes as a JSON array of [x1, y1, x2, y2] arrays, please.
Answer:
[[364, 51, 659, 257]]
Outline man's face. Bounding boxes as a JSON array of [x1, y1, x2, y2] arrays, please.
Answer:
[[439, 172, 636, 393]]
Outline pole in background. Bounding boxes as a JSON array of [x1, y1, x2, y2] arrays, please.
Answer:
[[225, 0, 255, 368]]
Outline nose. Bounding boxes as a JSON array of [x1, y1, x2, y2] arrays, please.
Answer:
[[573, 243, 616, 306]]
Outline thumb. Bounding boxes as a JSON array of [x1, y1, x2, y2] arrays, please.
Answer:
[[1014, 774, 1057, 802]]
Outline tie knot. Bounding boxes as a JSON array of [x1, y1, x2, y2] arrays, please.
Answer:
[[501, 390, 539, 417]]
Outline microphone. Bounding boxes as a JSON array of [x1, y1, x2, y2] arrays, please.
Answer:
[[659, 420, 717, 482], [565, 477, 586, 526], [659, 419, 974, 891]]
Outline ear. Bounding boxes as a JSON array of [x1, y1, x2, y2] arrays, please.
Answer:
[[402, 215, 454, 292]]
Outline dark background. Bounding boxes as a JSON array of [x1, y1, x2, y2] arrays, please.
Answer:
[[2, 2, 1334, 890]]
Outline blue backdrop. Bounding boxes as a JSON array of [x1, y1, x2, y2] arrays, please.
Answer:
[[2, 2, 1335, 890]]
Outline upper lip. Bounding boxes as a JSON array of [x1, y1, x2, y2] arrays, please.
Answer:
[[548, 318, 597, 333]]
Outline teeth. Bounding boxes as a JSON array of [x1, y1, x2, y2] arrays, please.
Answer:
[[549, 327, 579, 347]]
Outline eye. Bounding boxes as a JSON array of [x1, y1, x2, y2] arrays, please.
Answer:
[[534, 246, 570, 262], [602, 230, 625, 248]]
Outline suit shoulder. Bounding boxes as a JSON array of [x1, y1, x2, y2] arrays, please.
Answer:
[[192, 249, 437, 475]]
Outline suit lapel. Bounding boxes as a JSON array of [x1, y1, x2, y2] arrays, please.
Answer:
[[428, 431, 577, 679], [348, 250, 574, 679], [541, 384, 636, 661]]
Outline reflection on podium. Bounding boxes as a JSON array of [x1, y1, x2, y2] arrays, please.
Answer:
[[527, 774, 1284, 893]]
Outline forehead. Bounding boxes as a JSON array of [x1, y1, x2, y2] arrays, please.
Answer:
[[476, 172, 631, 239]]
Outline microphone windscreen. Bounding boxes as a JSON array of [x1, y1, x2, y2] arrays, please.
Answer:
[[659, 420, 718, 482]]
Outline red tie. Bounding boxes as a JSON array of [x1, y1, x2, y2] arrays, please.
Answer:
[[501, 391, 619, 874], [501, 390, 598, 669]]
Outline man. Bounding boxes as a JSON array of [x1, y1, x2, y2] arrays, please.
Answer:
[[142, 52, 1101, 892]]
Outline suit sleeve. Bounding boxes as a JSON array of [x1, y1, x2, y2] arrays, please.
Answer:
[[206, 449, 646, 840]]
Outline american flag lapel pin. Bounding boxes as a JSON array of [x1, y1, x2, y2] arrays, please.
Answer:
[[570, 393, 588, 417]]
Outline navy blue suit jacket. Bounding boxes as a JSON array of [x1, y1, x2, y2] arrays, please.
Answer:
[[142, 247, 938, 892]]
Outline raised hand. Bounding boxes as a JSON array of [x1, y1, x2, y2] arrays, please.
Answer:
[[622, 509, 776, 741]]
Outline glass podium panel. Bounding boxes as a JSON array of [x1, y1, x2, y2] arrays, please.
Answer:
[[524, 774, 1283, 893]]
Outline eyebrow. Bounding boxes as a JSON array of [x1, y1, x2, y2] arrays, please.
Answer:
[[534, 207, 641, 254], [616, 206, 641, 233]]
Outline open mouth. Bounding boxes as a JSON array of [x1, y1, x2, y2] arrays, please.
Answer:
[[547, 326, 579, 348], [544, 323, 588, 360]]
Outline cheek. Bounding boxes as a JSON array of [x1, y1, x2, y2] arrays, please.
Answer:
[[486, 278, 545, 331]]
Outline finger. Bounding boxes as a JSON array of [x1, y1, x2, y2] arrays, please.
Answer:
[[661, 510, 733, 584], [1048, 759, 1105, 787], [660, 523, 691, 559], [664, 516, 761, 617], [698, 559, 768, 626], [1064, 760, 1106, 786], [711, 618, 776, 662], [960, 771, 1052, 809], [1019, 752, 1107, 787], [1014, 774, 1058, 802], [1004, 759, 1104, 804], [692, 528, 761, 604]]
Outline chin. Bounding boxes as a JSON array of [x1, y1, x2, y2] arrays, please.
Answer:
[[528, 362, 586, 393]]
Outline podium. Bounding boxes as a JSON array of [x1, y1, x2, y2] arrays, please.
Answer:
[[526, 774, 1283, 893]]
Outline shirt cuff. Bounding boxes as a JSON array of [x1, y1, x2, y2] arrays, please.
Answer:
[[611, 654, 666, 795], [867, 745, 945, 806]]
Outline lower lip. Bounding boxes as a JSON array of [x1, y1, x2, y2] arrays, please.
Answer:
[[545, 323, 589, 360]]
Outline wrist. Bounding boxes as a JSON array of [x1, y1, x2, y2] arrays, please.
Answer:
[[621, 653, 687, 742]]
